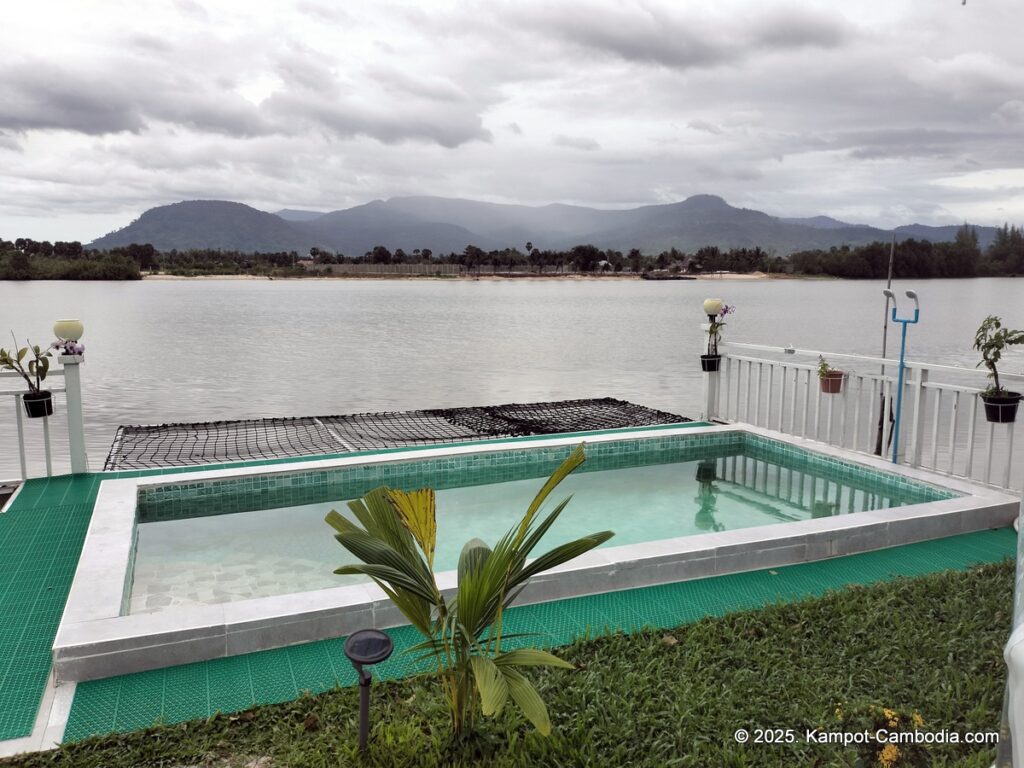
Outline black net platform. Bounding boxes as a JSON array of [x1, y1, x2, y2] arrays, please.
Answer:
[[103, 398, 690, 470]]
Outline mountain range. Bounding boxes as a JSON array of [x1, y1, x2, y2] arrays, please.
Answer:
[[89, 195, 999, 256]]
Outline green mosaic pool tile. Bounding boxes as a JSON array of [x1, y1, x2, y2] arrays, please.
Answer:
[[162, 662, 210, 724], [249, 647, 298, 706], [136, 431, 746, 523], [207, 655, 255, 715], [134, 427, 948, 525], [61, 676, 121, 742], [287, 641, 340, 695], [112, 669, 166, 732]]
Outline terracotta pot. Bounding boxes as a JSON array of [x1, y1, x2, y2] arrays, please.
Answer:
[[819, 371, 844, 394]]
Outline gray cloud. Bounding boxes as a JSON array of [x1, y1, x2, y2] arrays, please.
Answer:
[[688, 120, 724, 135], [2, 0, 1023, 241], [553, 134, 601, 151]]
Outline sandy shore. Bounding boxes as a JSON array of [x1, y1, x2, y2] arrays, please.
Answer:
[[142, 271, 789, 281]]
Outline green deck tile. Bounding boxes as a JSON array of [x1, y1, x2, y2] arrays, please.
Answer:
[[62, 528, 1016, 744], [287, 641, 341, 695], [112, 669, 166, 732], [162, 662, 210, 724], [249, 647, 298, 706], [0, 480, 99, 741], [375, 625, 435, 680], [207, 655, 255, 715], [61, 676, 120, 743], [619, 582, 701, 630], [501, 601, 583, 648]]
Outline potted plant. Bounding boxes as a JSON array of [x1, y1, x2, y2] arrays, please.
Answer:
[[818, 355, 844, 394], [974, 315, 1024, 423], [0, 337, 54, 418], [702, 302, 734, 372]]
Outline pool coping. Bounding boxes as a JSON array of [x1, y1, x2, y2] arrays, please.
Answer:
[[52, 423, 1021, 683]]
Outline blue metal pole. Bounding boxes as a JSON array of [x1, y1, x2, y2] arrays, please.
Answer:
[[888, 303, 920, 463], [891, 315, 909, 463]]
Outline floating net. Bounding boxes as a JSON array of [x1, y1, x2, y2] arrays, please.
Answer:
[[103, 397, 690, 470]]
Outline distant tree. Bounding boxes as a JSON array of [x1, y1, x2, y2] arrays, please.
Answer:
[[570, 244, 603, 272], [8, 250, 31, 279]]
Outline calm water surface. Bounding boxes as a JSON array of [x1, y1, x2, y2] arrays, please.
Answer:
[[1, 277, 1022, 476]]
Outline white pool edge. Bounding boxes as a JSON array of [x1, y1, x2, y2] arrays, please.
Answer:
[[53, 423, 1021, 683]]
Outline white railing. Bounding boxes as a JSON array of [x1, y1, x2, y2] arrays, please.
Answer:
[[707, 341, 1023, 492], [1, 355, 89, 482]]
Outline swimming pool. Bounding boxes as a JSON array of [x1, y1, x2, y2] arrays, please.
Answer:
[[129, 432, 953, 612], [55, 424, 1016, 683]]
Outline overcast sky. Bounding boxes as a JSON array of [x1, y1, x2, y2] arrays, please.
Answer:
[[2, 0, 1022, 242]]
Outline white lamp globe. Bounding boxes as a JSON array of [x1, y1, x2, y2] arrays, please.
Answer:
[[703, 299, 724, 317], [53, 319, 84, 341]]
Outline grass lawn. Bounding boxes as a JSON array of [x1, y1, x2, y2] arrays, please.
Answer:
[[4, 562, 1013, 768]]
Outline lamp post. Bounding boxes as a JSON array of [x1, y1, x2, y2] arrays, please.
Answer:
[[700, 298, 725, 419], [343, 628, 394, 753], [884, 290, 920, 464]]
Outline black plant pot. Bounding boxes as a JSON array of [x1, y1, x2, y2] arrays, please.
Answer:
[[700, 354, 721, 372], [23, 390, 54, 419], [696, 461, 717, 483], [981, 391, 1021, 423]]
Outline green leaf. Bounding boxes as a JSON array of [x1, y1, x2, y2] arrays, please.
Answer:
[[324, 509, 357, 534], [387, 488, 437, 569], [458, 538, 491, 585], [494, 648, 574, 670], [17, 347, 27, 362], [469, 655, 508, 716], [333, 557, 436, 603], [501, 667, 552, 735], [511, 531, 615, 589], [516, 443, 585, 545]]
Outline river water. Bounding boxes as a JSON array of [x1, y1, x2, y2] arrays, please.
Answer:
[[1, 277, 1022, 477]]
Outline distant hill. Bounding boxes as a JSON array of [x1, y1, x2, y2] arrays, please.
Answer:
[[90, 195, 1001, 256], [91, 201, 310, 252], [300, 200, 487, 255], [274, 209, 326, 222], [779, 215, 858, 230]]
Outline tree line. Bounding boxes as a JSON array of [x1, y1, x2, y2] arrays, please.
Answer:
[[789, 224, 1023, 278], [2, 223, 1022, 280]]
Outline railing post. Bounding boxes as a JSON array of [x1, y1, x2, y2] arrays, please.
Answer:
[[700, 322, 719, 421], [907, 367, 929, 467], [59, 354, 89, 474]]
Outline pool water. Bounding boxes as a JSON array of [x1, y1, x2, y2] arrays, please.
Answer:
[[129, 452, 944, 613]]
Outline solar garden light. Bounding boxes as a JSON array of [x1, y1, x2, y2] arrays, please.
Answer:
[[883, 289, 920, 464], [343, 628, 394, 753]]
